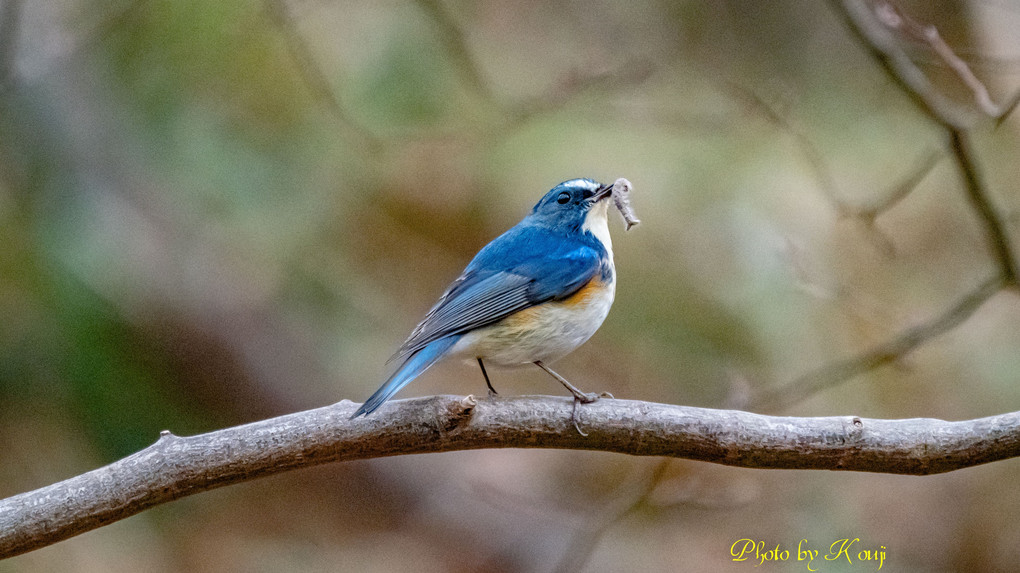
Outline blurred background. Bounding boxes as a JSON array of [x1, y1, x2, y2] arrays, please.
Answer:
[[1, 0, 1019, 571]]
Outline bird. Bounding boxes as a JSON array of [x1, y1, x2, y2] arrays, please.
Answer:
[[351, 178, 625, 427]]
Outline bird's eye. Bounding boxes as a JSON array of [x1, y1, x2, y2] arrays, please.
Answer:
[[556, 192, 570, 204]]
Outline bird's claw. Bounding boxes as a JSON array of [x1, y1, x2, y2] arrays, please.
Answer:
[[570, 391, 610, 436], [571, 397, 589, 437]]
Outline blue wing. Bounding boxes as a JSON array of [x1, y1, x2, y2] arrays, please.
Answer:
[[393, 223, 608, 360]]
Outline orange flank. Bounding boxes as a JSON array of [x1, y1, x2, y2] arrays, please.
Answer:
[[499, 278, 603, 330], [559, 277, 608, 308]]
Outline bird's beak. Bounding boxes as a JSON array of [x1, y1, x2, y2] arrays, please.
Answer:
[[593, 182, 613, 202]]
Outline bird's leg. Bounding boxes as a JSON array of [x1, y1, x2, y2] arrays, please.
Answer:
[[477, 358, 498, 397], [534, 361, 605, 436], [534, 361, 599, 402]]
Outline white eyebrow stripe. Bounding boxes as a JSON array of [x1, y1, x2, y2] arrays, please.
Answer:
[[560, 179, 599, 192]]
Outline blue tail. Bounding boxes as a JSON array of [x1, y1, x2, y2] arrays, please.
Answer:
[[350, 336, 460, 418]]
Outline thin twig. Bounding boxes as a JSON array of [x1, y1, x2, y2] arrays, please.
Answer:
[[505, 61, 655, 129], [849, 149, 941, 220], [413, 0, 495, 103], [0, 0, 23, 87], [751, 274, 1005, 412], [950, 128, 1019, 285], [832, 0, 975, 130], [262, 0, 382, 151], [874, 1, 1001, 117], [3, 395, 1020, 558], [724, 81, 843, 208], [554, 459, 672, 573], [848, 2, 1020, 283], [414, 0, 657, 131], [994, 90, 1020, 128], [824, 0, 1019, 370], [728, 81, 941, 252], [841, 149, 942, 256]]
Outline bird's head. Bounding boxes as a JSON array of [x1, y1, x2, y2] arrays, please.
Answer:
[[527, 179, 614, 239]]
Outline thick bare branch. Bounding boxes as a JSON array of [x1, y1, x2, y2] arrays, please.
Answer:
[[3, 395, 1020, 558]]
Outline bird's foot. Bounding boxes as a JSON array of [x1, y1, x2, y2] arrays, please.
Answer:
[[570, 397, 589, 436], [569, 391, 610, 436]]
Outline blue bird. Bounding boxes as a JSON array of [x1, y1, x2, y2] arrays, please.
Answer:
[[352, 178, 625, 423]]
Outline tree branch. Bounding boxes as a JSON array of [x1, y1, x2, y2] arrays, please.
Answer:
[[874, 0, 1003, 118], [750, 274, 1005, 412], [950, 128, 1019, 285], [848, 149, 940, 221], [832, 0, 976, 130], [262, 0, 383, 152], [413, 0, 495, 103], [833, 0, 1020, 284], [554, 459, 672, 573], [3, 395, 1020, 558]]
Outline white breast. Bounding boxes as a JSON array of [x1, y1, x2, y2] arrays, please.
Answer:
[[583, 200, 613, 263]]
